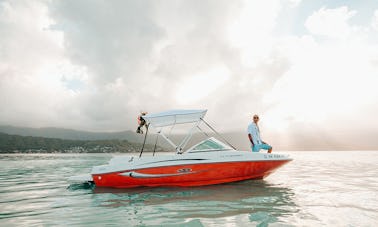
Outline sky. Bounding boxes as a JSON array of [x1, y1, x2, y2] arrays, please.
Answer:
[[1, 0, 378, 149]]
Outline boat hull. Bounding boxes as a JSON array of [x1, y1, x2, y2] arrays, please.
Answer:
[[92, 159, 290, 188]]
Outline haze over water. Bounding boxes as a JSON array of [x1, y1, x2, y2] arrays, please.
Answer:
[[1, 151, 377, 226]]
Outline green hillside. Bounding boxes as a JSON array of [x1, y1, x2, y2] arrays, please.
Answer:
[[0, 133, 161, 153]]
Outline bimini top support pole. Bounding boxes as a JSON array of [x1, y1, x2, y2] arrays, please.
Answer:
[[139, 123, 150, 158], [152, 133, 159, 156], [158, 130, 178, 151], [177, 119, 202, 153]]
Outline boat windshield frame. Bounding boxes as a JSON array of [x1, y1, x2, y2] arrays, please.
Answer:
[[186, 137, 234, 153]]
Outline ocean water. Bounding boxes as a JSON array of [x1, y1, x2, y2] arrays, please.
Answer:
[[0, 151, 377, 226]]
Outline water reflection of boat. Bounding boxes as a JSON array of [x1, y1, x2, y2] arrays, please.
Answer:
[[91, 180, 297, 221], [69, 110, 292, 188]]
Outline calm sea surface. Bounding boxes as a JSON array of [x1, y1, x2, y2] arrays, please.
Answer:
[[0, 151, 377, 226]]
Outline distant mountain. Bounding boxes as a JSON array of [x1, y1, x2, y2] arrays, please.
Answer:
[[0, 125, 246, 150], [0, 132, 162, 153], [0, 125, 141, 142], [0, 125, 264, 151]]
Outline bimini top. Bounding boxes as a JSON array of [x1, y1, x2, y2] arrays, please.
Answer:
[[143, 109, 207, 127]]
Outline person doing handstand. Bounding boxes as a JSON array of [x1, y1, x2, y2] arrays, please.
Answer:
[[136, 112, 148, 134]]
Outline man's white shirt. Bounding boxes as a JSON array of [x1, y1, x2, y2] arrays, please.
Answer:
[[247, 122, 262, 145]]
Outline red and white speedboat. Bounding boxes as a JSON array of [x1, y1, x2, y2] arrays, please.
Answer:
[[69, 110, 292, 188]]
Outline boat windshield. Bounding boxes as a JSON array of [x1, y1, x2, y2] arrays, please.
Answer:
[[187, 137, 232, 152]]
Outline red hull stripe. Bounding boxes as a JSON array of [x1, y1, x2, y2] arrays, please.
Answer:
[[93, 160, 290, 188]]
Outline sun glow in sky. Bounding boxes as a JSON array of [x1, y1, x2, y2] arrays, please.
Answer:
[[1, 0, 378, 149], [176, 66, 230, 104]]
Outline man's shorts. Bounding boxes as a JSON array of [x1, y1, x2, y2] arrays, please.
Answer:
[[252, 143, 272, 152]]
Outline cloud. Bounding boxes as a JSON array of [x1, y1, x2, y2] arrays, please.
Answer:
[[38, 0, 248, 130], [305, 6, 357, 39], [227, 0, 281, 66], [262, 5, 378, 142], [373, 10, 378, 30], [3, 0, 285, 132], [0, 0, 68, 126], [175, 66, 231, 104], [48, 0, 165, 86]]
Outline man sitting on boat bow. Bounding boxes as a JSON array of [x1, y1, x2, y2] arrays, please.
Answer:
[[248, 114, 272, 153]]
